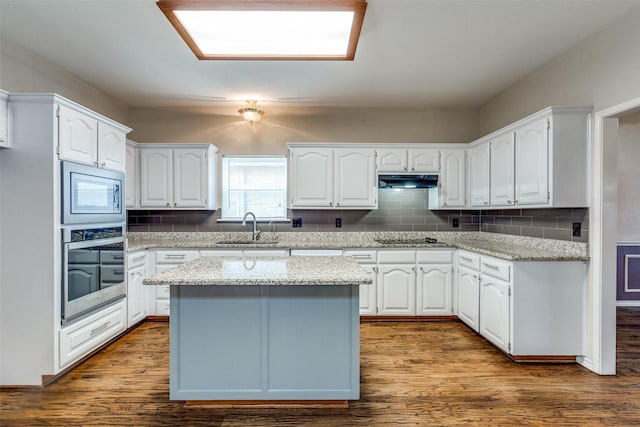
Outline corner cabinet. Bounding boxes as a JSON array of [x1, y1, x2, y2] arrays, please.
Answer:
[[471, 106, 591, 209], [288, 144, 377, 209], [138, 143, 217, 210], [58, 104, 129, 172]]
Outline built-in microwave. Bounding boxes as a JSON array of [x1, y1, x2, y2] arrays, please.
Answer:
[[61, 161, 125, 225]]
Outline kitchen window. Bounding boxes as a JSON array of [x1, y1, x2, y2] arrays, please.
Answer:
[[221, 156, 287, 220]]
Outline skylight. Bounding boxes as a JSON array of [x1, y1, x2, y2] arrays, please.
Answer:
[[157, 0, 367, 60]]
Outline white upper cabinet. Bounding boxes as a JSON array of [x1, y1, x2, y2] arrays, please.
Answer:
[[173, 148, 209, 208], [289, 147, 333, 207], [139, 144, 217, 210], [0, 91, 9, 148], [58, 104, 127, 172], [376, 148, 407, 172], [470, 106, 590, 210], [489, 132, 515, 207], [334, 148, 377, 208], [58, 104, 99, 166], [408, 148, 440, 173], [428, 149, 466, 210], [376, 147, 440, 173], [514, 117, 548, 206], [468, 142, 490, 208], [97, 122, 126, 171], [289, 144, 376, 209], [125, 140, 137, 209]]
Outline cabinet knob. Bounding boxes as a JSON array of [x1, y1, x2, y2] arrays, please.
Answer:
[[166, 203, 170, 207], [507, 200, 512, 205], [404, 166, 408, 171], [514, 199, 518, 204], [411, 167, 415, 172], [101, 162, 106, 168], [174, 203, 177, 207], [336, 202, 340, 207], [329, 202, 333, 207], [484, 201, 489, 206]]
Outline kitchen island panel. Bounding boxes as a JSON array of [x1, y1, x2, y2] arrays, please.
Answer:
[[170, 285, 360, 401]]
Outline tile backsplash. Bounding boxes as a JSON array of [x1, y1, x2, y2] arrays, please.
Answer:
[[127, 189, 588, 242]]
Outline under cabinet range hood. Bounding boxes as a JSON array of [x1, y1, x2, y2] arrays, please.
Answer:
[[378, 174, 438, 189]]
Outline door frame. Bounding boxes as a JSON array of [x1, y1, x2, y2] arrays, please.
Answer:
[[588, 95, 640, 375]]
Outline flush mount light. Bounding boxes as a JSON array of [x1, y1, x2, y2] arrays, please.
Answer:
[[238, 100, 265, 124], [157, 0, 367, 60]]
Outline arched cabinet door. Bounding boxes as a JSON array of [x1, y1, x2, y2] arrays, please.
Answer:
[[416, 264, 452, 315], [377, 265, 415, 315]]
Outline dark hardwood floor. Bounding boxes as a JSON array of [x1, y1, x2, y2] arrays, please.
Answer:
[[2, 308, 640, 426]]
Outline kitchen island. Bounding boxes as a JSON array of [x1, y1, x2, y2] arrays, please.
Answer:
[[143, 255, 372, 402]]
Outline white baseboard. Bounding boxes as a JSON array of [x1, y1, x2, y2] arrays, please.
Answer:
[[577, 356, 595, 373], [616, 300, 640, 307]]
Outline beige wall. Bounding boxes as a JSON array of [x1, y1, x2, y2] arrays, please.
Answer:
[[479, 8, 640, 135], [0, 37, 128, 125], [128, 106, 478, 156], [617, 111, 640, 243]]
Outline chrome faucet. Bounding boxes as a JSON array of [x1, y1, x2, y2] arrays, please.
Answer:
[[241, 212, 261, 241]]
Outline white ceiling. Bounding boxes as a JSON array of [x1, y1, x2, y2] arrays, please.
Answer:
[[1, 0, 639, 110]]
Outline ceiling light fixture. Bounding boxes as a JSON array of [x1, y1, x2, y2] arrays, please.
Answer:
[[238, 100, 265, 125], [157, 0, 367, 60]]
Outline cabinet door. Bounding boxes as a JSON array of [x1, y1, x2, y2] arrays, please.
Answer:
[[377, 265, 415, 315], [139, 148, 173, 208], [125, 142, 137, 208], [58, 104, 98, 165], [0, 96, 8, 148], [479, 276, 510, 353], [439, 149, 466, 208], [515, 117, 549, 206], [359, 264, 378, 316], [456, 265, 480, 331], [469, 142, 490, 208], [490, 132, 515, 207], [408, 148, 440, 172], [290, 148, 334, 207], [173, 148, 208, 208], [97, 122, 126, 172], [127, 264, 146, 327], [334, 148, 377, 208], [376, 148, 407, 172], [416, 264, 452, 315]]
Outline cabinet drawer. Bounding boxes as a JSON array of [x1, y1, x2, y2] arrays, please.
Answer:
[[157, 285, 170, 299], [457, 251, 480, 270], [59, 300, 126, 368], [100, 250, 125, 264], [480, 257, 511, 282], [156, 300, 171, 316], [377, 250, 416, 264], [416, 250, 453, 264], [343, 250, 377, 264], [155, 250, 199, 264], [127, 251, 146, 269]]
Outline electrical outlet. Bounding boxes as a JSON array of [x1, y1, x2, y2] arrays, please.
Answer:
[[572, 222, 581, 237], [336, 218, 342, 228], [292, 218, 302, 228], [452, 218, 459, 228]]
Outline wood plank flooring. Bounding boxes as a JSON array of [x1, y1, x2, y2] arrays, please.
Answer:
[[2, 308, 640, 426]]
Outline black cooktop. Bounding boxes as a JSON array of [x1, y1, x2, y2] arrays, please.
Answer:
[[374, 237, 438, 245]]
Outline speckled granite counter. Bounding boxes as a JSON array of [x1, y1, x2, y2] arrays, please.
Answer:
[[143, 256, 373, 286], [128, 231, 588, 261]]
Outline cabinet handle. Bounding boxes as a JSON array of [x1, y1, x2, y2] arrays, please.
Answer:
[[101, 162, 106, 168], [133, 256, 145, 263], [113, 270, 124, 275], [484, 201, 489, 206], [460, 256, 473, 262], [174, 203, 177, 207], [373, 267, 378, 273], [94, 161, 99, 167], [482, 263, 500, 270], [507, 200, 512, 205], [166, 203, 170, 207], [353, 255, 372, 260], [165, 254, 186, 259], [90, 321, 111, 337], [112, 255, 124, 260], [514, 200, 518, 205]]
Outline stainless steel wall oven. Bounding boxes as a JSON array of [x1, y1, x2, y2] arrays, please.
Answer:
[[62, 225, 126, 325]]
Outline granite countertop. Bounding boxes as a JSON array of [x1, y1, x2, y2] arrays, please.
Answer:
[[128, 231, 589, 262], [143, 255, 373, 286]]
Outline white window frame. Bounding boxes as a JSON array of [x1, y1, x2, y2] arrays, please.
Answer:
[[220, 155, 288, 221]]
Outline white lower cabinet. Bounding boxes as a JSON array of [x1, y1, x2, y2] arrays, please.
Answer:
[[479, 275, 510, 353], [341, 250, 377, 315], [416, 250, 454, 316], [456, 249, 586, 357], [378, 264, 416, 315], [59, 299, 127, 368], [151, 250, 200, 315], [126, 251, 147, 327], [456, 265, 480, 332]]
